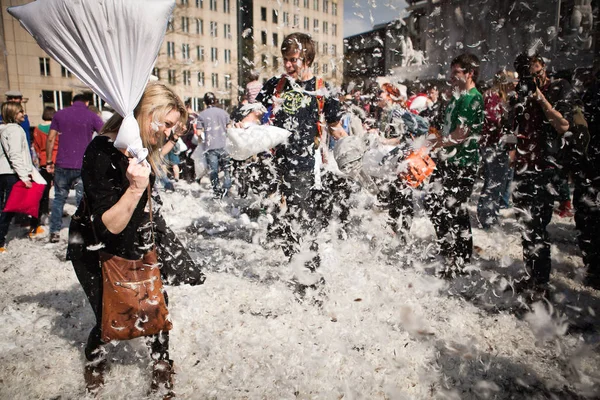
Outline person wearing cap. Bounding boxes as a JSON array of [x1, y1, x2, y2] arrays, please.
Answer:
[[45, 93, 104, 243], [195, 92, 232, 198], [2, 91, 31, 148]]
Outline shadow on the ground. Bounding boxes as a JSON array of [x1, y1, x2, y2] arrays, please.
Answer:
[[433, 338, 598, 399]]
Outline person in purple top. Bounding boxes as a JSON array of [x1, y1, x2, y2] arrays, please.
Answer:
[[46, 93, 104, 243]]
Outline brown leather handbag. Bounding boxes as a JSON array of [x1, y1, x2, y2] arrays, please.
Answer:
[[91, 186, 173, 342]]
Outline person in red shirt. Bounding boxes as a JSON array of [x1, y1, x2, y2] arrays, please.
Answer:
[[31, 106, 57, 232]]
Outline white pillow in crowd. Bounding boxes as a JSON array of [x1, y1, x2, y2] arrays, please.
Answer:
[[226, 125, 292, 161], [8, 0, 175, 162]]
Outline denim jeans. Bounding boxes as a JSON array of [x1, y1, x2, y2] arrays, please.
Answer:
[[205, 149, 231, 195], [477, 146, 510, 228], [50, 167, 83, 234]]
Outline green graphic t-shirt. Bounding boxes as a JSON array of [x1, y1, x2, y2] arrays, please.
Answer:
[[440, 87, 484, 167]]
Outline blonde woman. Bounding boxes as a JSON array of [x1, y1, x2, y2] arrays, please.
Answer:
[[477, 69, 517, 229], [67, 83, 186, 396], [0, 102, 38, 252]]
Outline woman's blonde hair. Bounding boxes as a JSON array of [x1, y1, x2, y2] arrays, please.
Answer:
[[1, 102, 24, 124], [491, 69, 517, 102], [102, 83, 187, 175]]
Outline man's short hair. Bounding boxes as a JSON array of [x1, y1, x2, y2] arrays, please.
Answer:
[[72, 93, 88, 103], [184, 98, 192, 108], [281, 33, 315, 67], [451, 53, 480, 83], [204, 92, 217, 106]]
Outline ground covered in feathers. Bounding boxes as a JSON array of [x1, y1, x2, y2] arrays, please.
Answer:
[[0, 178, 599, 399]]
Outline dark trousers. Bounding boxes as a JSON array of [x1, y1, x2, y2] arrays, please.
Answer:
[[268, 170, 321, 270], [573, 164, 600, 285], [0, 174, 37, 247], [512, 170, 557, 284], [387, 178, 414, 238], [424, 162, 477, 266], [71, 251, 170, 362]]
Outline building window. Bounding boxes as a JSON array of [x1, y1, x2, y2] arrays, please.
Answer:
[[303, 0, 309, 8], [293, 14, 299, 27], [224, 74, 232, 89], [209, 0, 217, 11], [224, 49, 231, 63], [181, 0, 188, 5], [312, 62, 318, 74], [152, 67, 161, 79], [196, 0, 203, 7], [272, 9, 278, 24], [323, 21, 328, 34], [313, 19, 319, 32], [261, 31, 267, 45], [313, 0, 318, 11], [182, 17, 189, 33], [168, 69, 176, 85], [223, 0, 230, 13], [167, 41, 175, 58], [272, 56, 279, 69], [261, 54, 268, 68], [197, 46, 205, 61], [315, 40, 319, 54], [211, 73, 218, 88], [167, 19, 174, 31], [224, 24, 231, 39], [182, 43, 190, 59], [42, 90, 72, 110], [323, 42, 327, 54], [323, 64, 328, 74], [332, 44, 337, 56], [273, 33, 278, 46], [323, 0, 328, 13], [197, 18, 203, 34], [304, 17, 309, 30], [283, 12, 289, 26], [183, 70, 191, 86], [210, 21, 217, 37], [293, 0, 299, 5], [61, 66, 71, 78], [332, 1, 337, 15], [261, 7, 267, 21], [198, 71, 205, 86], [332, 23, 337, 37], [211, 47, 218, 62]]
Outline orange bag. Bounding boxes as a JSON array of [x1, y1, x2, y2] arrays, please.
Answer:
[[400, 147, 436, 188]]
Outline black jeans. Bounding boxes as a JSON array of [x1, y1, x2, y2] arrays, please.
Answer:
[[573, 164, 600, 283], [424, 162, 477, 267], [268, 170, 322, 270], [71, 251, 170, 362], [512, 170, 557, 284]]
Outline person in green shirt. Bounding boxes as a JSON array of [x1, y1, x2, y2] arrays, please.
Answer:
[[425, 53, 484, 277]]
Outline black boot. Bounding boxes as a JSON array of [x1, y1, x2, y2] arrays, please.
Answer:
[[151, 359, 175, 399], [84, 359, 106, 394]]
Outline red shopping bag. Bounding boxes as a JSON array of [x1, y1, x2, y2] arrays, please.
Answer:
[[3, 181, 46, 218]]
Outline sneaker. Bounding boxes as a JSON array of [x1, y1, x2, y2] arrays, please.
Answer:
[[28, 226, 46, 239], [49, 232, 60, 243]]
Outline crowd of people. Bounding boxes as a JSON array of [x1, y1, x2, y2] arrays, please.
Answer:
[[0, 31, 599, 397]]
